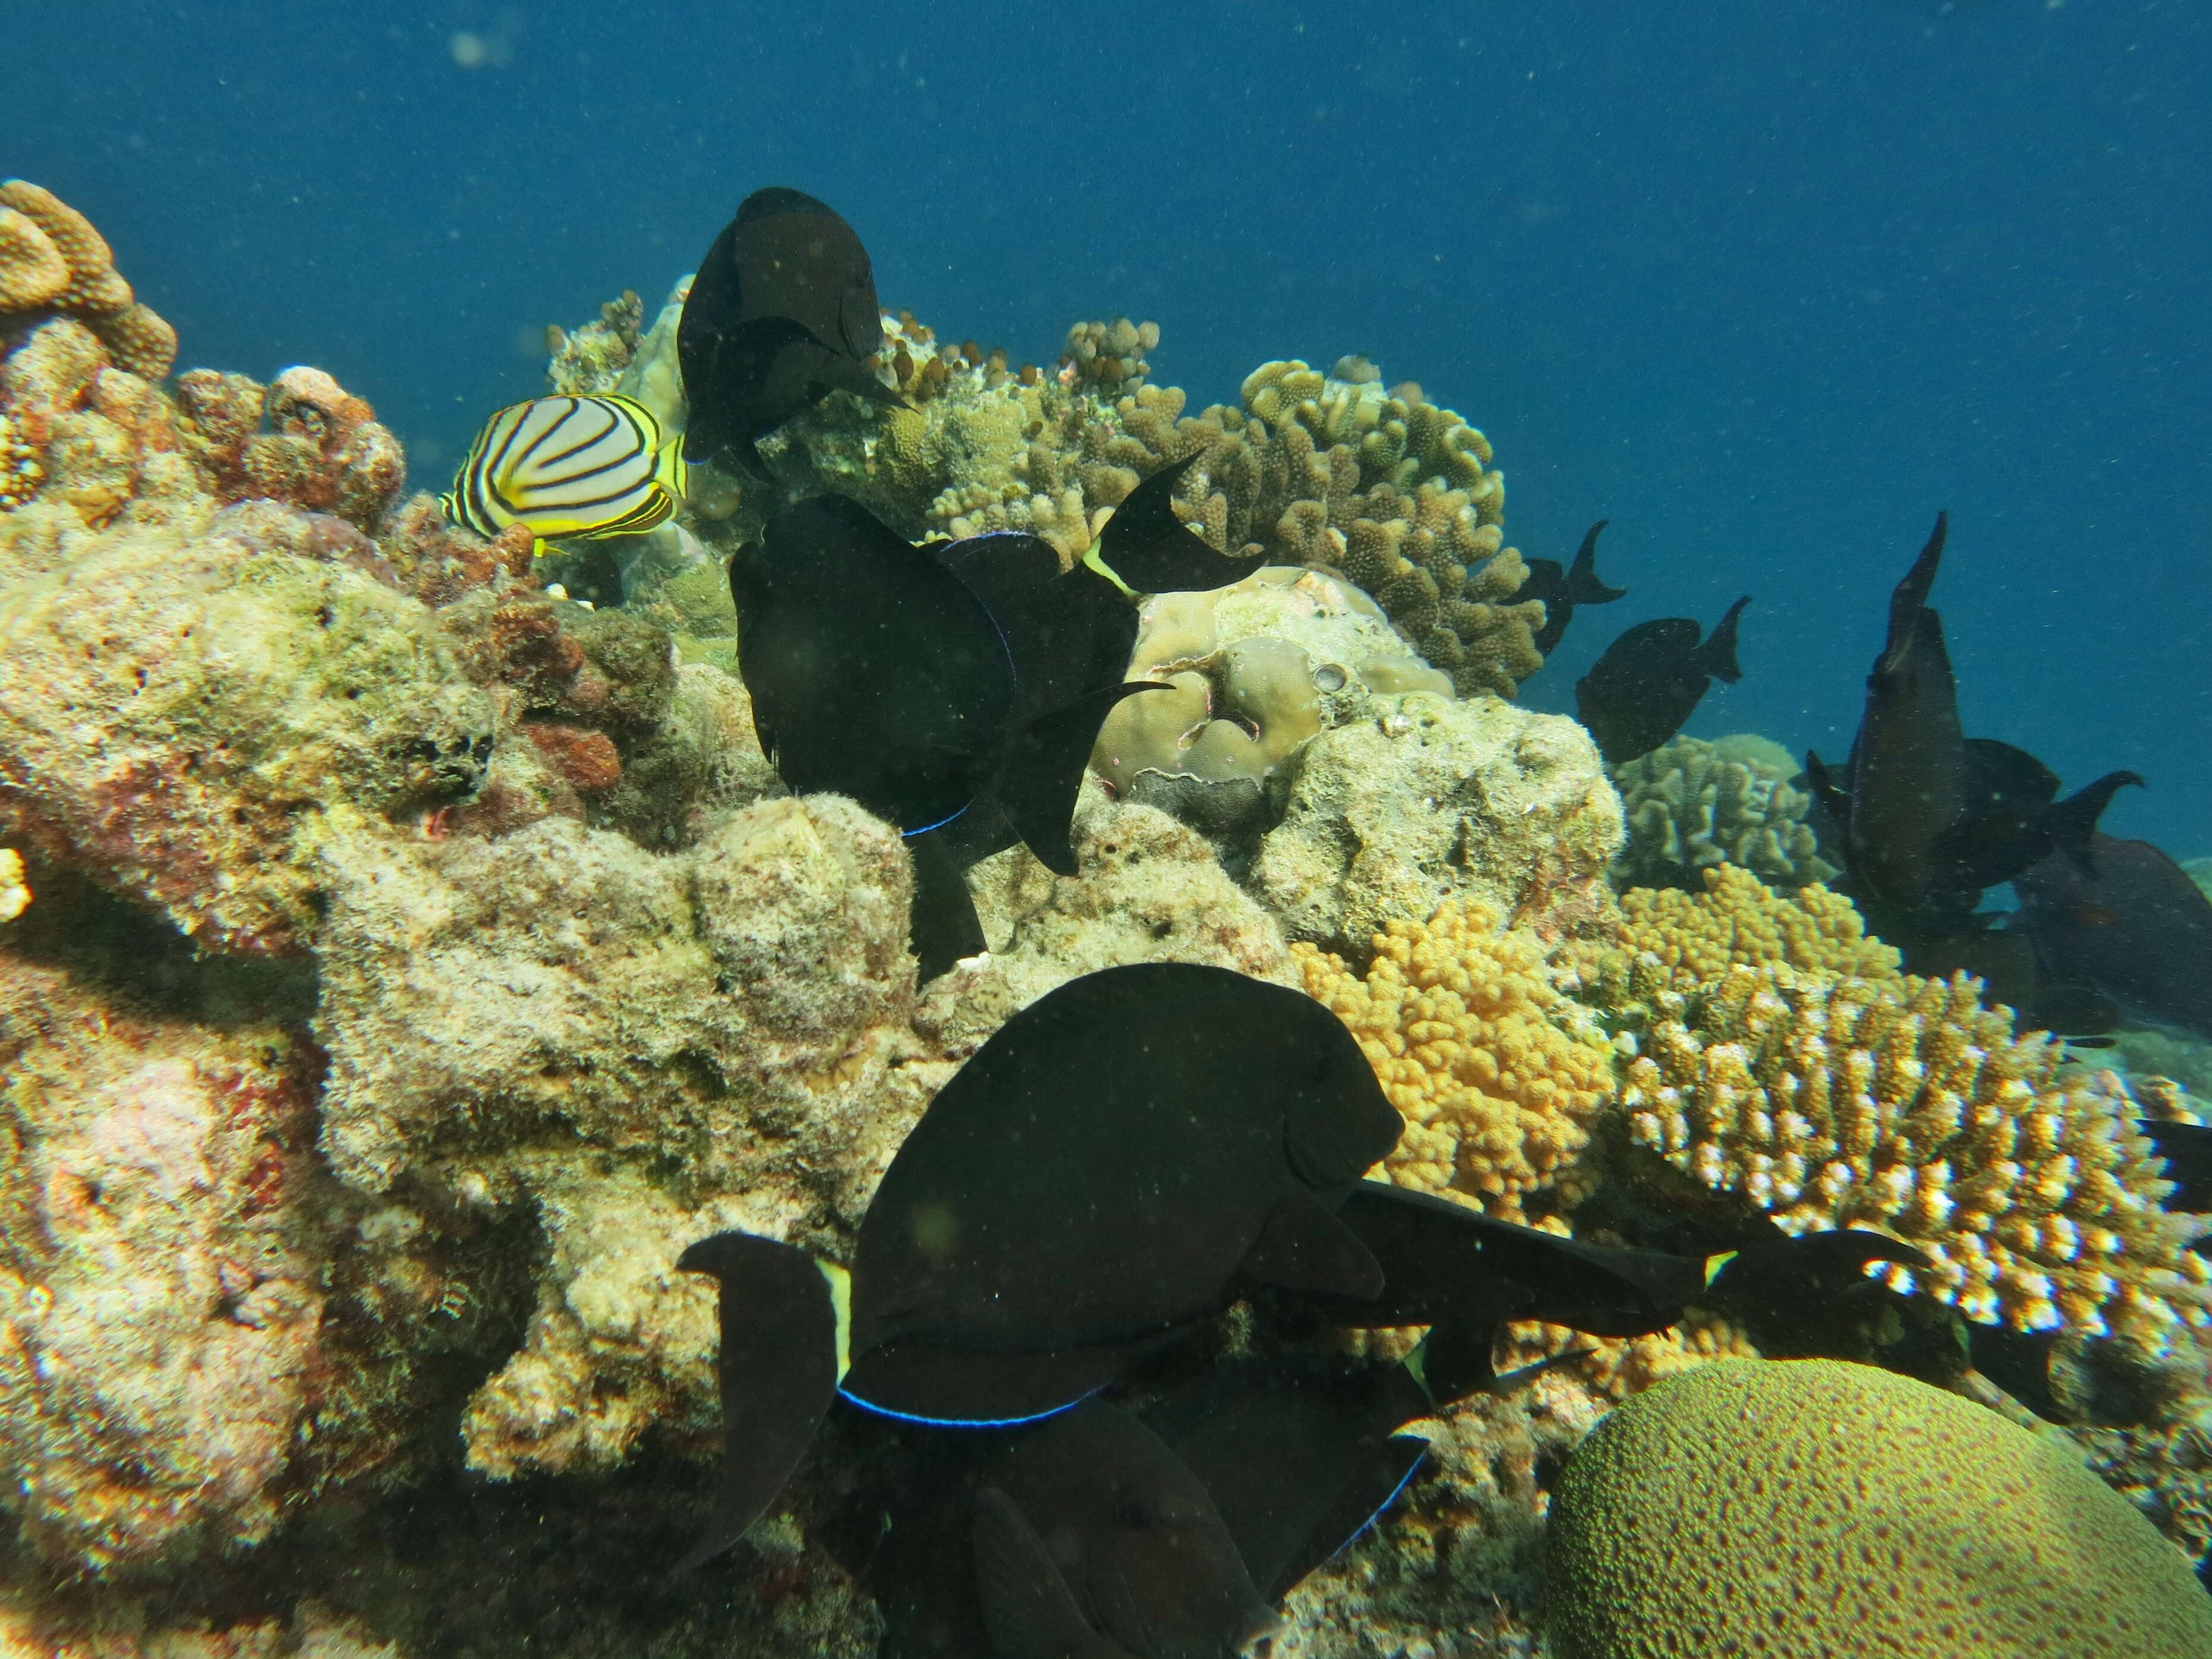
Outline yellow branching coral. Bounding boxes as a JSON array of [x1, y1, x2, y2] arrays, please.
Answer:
[[1619, 964, 2212, 1351], [1570, 864, 1901, 1008], [1296, 901, 1615, 1219]]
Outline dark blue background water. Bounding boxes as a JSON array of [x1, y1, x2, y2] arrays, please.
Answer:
[[11, 1, 2207, 854]]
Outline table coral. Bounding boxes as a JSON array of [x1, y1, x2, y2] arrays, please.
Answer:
[[0, 182, 177, 381], [0, 951, 332, 1575], [1251, 690, 1624, 953], [1296, 901, 1617, 1220], [1617, 964, 2212, 1350], [1545, 1358, 2212, 1659], [1611, 732, 1838, 891]]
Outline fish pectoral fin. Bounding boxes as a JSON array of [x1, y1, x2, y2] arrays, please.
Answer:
[[997, 683, 1176, 878], [908, 832, 987, 983], [1241, 1191, 1386, 1300], [973, 1487, 1129, 1659], [1410, 1318, 1505, 1406], [2047, 771, 2146, 873]]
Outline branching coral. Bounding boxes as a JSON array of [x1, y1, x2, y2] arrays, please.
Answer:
[[1617, 966, 2212, 1350], [0, 181, 176, 381], [1611, 733, 1838, 891], [1296, 901, 1617, 1220]]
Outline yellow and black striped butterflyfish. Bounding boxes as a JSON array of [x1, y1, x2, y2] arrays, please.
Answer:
[[439, 393, 685, 553]]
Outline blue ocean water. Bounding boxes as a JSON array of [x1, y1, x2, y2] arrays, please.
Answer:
[[8, 0, 2207, 854]]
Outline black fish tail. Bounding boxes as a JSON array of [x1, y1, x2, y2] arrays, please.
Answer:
[[1803, 750, 1850, 825], [2046, 771, 2145, 874], [909, 831, 987, 983], [670, 1231, 843, 1576], [1879, 511, 1947, 677], [1094, 455, 1267, 594], [1564, 520, 1627, 605], [995, 682, 1175, 876], [1697, 595, 1751, 684]]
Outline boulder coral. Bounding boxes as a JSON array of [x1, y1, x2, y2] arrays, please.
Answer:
[[1546, 1358, 2212, 1658], [1250, 692, 1624, 953]]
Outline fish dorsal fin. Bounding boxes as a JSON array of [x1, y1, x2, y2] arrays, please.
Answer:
[[1091, 455, 1267, 594], [1241, 1191, 1385, 1300], [1565, 519, 1627, 604], [908, 830, 988, 984], [973, 1488, 1132, 1659], [993, 682, 1175, 877], [1697, 595, 1750, 683], [670, 1230, 843, 1575]]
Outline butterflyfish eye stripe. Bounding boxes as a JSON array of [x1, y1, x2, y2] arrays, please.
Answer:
[[443, 395, 685, 544]]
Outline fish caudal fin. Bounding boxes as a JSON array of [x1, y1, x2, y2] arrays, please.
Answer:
[[1565, 520, 1627, 605], [1091, 455, 1267, 594], [670, 1231, 845, 1576], [2047, 771, 2145, 874], [908, 831, 987, 983], [1697, 596, 1750, 684], [996, 682, 1175, 877]]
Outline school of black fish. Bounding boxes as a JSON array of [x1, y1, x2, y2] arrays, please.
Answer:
[[437, 187, 2212, 1649]]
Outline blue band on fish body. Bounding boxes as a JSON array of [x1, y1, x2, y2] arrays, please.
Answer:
[[835, 1384, 1097, 1428]]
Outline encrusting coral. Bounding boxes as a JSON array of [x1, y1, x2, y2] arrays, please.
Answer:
[[1610, 732, 1838, 891], [0, 181, 177, 382], [1296, 901, 1617, 1221], [1546, 1358, 2212, 1659]]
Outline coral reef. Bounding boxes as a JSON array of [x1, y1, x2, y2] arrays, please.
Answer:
[[1250, 691, 1624, 953], [0, 950, 330, 1575], [1546, 1358, 2212, 1658], [0, 181, 176, 381], [1296, 901, 1617, 1221], [0, 846, 25, 920], [1610, 732, 1838, 891], [1615, 964, 2212, 1349], [1092, 564, 1451, 834]]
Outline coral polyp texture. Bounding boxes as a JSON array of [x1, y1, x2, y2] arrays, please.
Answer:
[[1546, 1358, 2212, 1659], [1619, 966, 2212, 1348], [1610, 732, 1839, 891], [0, 181, 176, 381], [1296, 901, 1617, 1220]]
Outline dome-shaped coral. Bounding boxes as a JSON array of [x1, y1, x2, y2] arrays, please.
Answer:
[[1545, 1358, 2212, 1659]]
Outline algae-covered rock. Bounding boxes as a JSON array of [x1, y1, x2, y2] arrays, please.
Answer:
[[1250, 692, 1622, 954]]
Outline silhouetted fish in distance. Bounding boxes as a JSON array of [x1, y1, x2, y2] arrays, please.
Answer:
[[678, 187, 903, 477], [1574, 595, 1749, 766], [733, 458, 1260, 977], [973, 1403, 1278, 1659], [1518, 519, 1627, 655], [673, 963, 1403, 1573], [2014, 835, 2212, 1041]]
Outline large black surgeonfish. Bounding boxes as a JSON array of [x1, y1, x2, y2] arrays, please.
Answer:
[[2014, 834, 2212, 1040], [678, 187, 903, 477], [674, 963, 1402, 1573], [1805, 515, 2141, 924], [1574, 595, 1749, 766], [733, 456, 1262, 979], [1517, 519, 1627, 656]]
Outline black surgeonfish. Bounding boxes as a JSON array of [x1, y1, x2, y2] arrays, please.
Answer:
[[675, 963, 1402, 1572], [1275, 1182, 1927, 1402], [678, 187, 903, 476], [1518, 519, 1627, 656], [1573, 596, 1748, 766], [733, 458, 1262, 979], [2014, 835, 2212, 1041], [972, 1403, 1278, 1659], [1142, 1357, 1433, 1604], [1804, 515, 2140, 922]]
